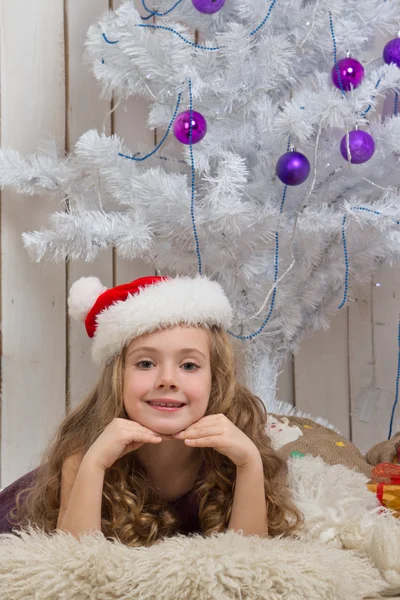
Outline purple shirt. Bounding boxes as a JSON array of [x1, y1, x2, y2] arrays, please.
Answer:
[[0, 469, 201, 536]]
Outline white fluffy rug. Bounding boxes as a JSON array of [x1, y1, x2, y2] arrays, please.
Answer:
[[0, 455, 399, 599], [0, 528, 386, 599]]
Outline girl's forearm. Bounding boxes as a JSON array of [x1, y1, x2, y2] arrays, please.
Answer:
[[58, 457, 105, 538], [228, 455, 268, 536]]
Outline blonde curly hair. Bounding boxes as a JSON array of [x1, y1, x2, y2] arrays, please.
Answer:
[[13, 325, 303, 545]]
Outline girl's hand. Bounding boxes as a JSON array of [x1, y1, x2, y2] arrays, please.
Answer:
[[84, 418, 170, 471], [172, 414, 261, 468]]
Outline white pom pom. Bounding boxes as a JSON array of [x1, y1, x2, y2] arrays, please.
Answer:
[[68, 277, 108, 322]]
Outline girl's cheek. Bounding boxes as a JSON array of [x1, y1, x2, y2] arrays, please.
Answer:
[[133, 371, 156, 393]]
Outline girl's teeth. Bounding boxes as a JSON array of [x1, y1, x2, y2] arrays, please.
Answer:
[[149, 402, 183, 407]]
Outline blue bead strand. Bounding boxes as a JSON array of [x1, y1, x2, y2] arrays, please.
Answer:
[[104, 0, 278, 48], [352, 205, 400, 226], [228, 135, 290, 340], [353, 206, 388, 218], [228, 184, 288, 341], [338, 214, 349, 309], [388, 316, 400, 439], [103, 33, 119, 44], [140, 0, 184, 19], [360, 78, 382, 117], [136, 24, 221, 51], [329, 12, 345, 97], [338, 206, 400, 309], [339, 213, 400, 439], [117, 80, 202, 274], [140, 11, 158, 20], [140, 0, 278, 31], [188, 79, 203, 275], [118, 93, 182, 161], [249, 0, 279, 36]]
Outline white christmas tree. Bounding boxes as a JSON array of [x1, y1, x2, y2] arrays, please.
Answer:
[[0, 0, 400, 410]]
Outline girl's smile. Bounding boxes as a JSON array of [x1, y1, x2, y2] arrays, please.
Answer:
[[145, 399, 186, 412]]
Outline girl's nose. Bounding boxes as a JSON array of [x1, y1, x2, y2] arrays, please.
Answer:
[[155, 369, 179, 390]]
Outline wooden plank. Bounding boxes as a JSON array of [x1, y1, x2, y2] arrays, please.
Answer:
[[276, 355, 294, 406], [348, 282, 378, 453], [112, 0, 155, 285], [0, 0, 66, 487], [66, 0, 114, 410], [349, 271, 400, 453], [294, 308, 351, 438], [371, 266, 400, 441]]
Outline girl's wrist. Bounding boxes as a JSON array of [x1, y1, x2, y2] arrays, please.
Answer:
[[81, 452, 108, 474], [236, 449, 263, 471]]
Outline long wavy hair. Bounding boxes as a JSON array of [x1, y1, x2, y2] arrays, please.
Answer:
[[12, 325, 303, 545]]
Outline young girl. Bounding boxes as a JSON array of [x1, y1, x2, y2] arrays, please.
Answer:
[[1, 275, 302, 546]]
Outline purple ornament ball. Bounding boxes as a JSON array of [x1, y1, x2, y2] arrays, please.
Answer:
[[340, 130, 375, 164], [383, 37, 400, 68], [276, 151, 311, 186], [192, 0, 226, 13], [331, 57, 365, 91], [172, 110, 207, 145]]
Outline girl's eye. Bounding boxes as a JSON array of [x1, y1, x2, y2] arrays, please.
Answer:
[[136, 361, 154, 369], [181, 362, 199, 371]]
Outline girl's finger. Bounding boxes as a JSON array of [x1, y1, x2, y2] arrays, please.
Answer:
[[184, 436, 218, 447], [131, 423, 169, 438], [174, 426, 221, 439], [137, 425, 162, 435], [196, 414, 223, 423], [136, 432, 162, 442], [123, 437, 161, 455], [122, 435, 162, 455]]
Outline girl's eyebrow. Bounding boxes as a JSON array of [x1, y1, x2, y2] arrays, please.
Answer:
[[127, 346, 206, 359]]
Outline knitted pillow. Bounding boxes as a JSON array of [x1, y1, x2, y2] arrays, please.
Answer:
[[268, 414, 373, 477]]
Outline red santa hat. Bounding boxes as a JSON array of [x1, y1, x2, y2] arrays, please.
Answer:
[[68, 275, 233, 366]]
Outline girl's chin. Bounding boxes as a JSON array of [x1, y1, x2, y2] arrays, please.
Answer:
[[147, 417, 195, 436], [128, 409, 204, 436], [152, 423, 187, 436]]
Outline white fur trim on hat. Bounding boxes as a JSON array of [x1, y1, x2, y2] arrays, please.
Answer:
[[92, 276, 233, 366], [68, 276, 108, 322]]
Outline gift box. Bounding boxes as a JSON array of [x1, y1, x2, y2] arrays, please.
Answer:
[[367, 463, 400, 518]]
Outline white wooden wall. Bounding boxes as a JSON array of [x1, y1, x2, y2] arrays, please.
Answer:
[[0, 1, 399, 488]]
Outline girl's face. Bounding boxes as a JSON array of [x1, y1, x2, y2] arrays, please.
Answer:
[[123, 326, 212, 435]]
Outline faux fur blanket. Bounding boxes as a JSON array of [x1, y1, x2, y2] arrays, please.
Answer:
[[0, 455, 399, 599], [0, 529, 386, 599]]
